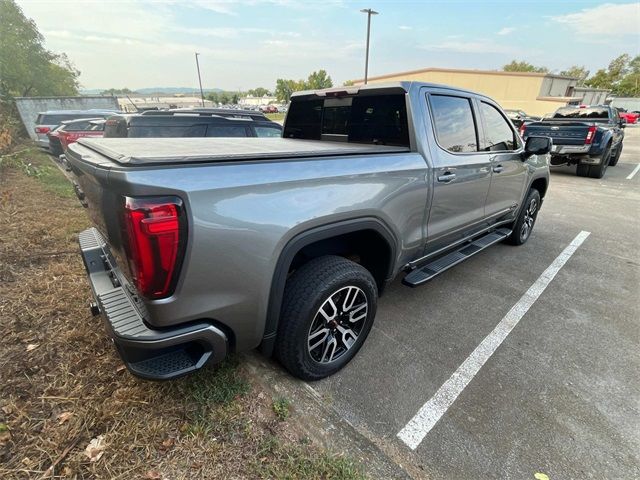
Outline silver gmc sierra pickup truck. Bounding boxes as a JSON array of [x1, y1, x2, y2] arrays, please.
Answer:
[[66, 82, 551, 381]]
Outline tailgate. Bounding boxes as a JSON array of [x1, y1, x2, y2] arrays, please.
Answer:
[[65, 142, 130, 273], [525, 122, 591, 146]]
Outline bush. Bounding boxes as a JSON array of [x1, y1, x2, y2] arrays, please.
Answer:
[[0, 101, 26, 154]]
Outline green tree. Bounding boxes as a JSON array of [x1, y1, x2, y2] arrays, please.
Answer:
[[0, 0, 79, 98], [612, 55, 640, 96], [274, 70, 333, 102], [503, 60, 549, 73], [275, 78, 305, 103], [206, 92, 219, 104], [343, 80, 355, 86], [585, 54, 634, 93], [306, 69, 333, 89], [248, 87, 271, 97], [585, 68, 609, 89], [559, 66, 590, 85]]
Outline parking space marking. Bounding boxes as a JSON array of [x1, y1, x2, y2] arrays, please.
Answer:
[[396, 231, 591, 450], [626, 163, 640, 180]]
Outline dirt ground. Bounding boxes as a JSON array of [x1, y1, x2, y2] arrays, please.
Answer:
[[0, 146, 366, 480]]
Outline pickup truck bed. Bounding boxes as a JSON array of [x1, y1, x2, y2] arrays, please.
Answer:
[[75, 137, 410, 166]]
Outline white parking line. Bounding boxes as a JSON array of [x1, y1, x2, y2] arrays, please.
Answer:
[[626, 164, 640, 180], [396, 231, 591, 450]]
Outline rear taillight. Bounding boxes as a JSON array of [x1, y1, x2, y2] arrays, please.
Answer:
[[35, 126, 50, 134], [122, 196, 186, 299], [519, 124, 526, 137], [585, 125, 597, 145]]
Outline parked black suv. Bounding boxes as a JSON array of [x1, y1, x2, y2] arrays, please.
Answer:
[[141, 108, 271, 123], [104, 113, 282, 139]]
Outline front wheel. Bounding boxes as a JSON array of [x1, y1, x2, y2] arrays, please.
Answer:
[[507, 189, 541, 246], [275, 255, 378, 380]]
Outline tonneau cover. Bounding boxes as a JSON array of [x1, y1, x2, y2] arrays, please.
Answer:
[[76, 137, 410, 165]]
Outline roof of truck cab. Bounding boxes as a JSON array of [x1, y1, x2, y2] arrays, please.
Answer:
[[291, 81, 489, 100], [74, 137, 410, 166]]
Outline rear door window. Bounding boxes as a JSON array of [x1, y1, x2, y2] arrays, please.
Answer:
[[479, 102, 517, 151], [62, 120, 94, 131], [429, 95, 478, 153], [205, 125, 250, 137], [129, 124, 207, 137], [254, 126, 282, 137]]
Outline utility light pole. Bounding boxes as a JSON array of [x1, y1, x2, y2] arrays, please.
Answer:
[[360, 8, 378, 84], [194, 52, 205, 107]]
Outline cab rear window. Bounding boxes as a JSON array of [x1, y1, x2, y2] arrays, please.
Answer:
[[553, 107, 609, 119], [284, 94, 409, 147]]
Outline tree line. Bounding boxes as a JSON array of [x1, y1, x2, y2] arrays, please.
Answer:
[[503, 54, 640, 97]]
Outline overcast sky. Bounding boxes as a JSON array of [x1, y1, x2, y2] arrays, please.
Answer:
[[15, 0, 640, 91]]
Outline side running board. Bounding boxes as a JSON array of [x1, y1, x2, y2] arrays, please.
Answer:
[[402, 228, 511, 288]]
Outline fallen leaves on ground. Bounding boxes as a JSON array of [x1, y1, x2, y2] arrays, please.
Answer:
[[57, 411, 73, 424], [84, 435, 106, 462]]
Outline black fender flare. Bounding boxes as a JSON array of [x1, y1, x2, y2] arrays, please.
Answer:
[[259, 217, 397, 356]]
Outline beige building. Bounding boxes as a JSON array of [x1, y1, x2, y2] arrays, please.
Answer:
[[352, 67, 606, 117], [239, 95, 278, 107]]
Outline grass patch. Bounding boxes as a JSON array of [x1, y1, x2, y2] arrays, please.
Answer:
[[253, 435, 366, 480], [266, 112, 286, 122], [0, 145, 74, 198], [272, 397, 291, 421], [171, 357, 250, 406]]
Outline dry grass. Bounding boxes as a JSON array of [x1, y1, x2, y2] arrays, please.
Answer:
[[0, 145, 365, 480]]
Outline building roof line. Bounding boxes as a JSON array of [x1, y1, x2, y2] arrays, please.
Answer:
[[351, 66, 577, 83]]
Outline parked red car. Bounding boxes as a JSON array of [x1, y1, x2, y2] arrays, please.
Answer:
[[47, 118, 106, 156], [259, 105, 278, 113], [618, 110, 639, 124]]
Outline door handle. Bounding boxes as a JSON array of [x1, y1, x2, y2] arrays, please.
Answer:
[[492, 165, 504, 173], [437, 172, 456, 183]]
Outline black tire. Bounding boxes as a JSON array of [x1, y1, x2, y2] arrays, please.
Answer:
[[609, 143, 622, 167], [507, 188, 541, 246], [275, 255, 378, 381], [576, 164, 590, 177], [587, 143, 612, 179]]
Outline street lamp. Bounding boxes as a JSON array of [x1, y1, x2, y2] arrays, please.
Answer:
[[360, 8, 378, 84], [194, 52, 205, 107]]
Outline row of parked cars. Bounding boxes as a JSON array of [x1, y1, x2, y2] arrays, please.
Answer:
[[35, 108, 284, 156], [36, 100, 629, 182]]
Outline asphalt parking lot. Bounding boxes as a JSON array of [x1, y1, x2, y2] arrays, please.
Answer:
[[311, 126, 640, 478]]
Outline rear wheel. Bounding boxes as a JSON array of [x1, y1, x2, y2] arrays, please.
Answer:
[[587, 144, 611, 178], [507, 189, 541, 246], [576, 164, 590, 177], [609, 143, 622, 167], [275, 255, 378, 380], [576, 144, 611, 179]]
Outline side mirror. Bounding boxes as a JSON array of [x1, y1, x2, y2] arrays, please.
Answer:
[[620, 118, 627, 128], [522, 135, 552, 159]]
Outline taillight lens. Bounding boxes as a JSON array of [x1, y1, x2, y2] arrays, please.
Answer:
[[35, 126, 50, 134], [585, 126, 597, 145], [519, 124, 526, 137], [122, 196, 186, 299]]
